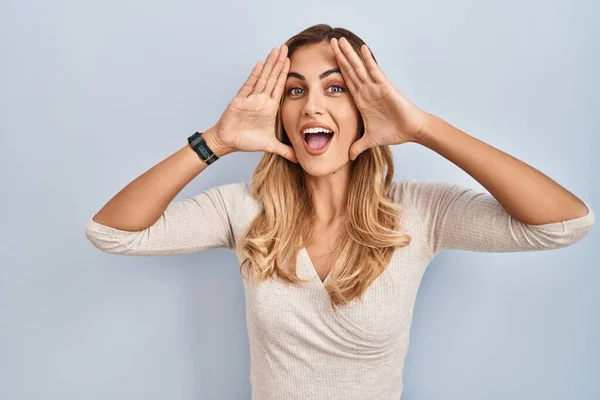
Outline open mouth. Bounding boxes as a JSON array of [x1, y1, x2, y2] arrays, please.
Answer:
[[303, 129, 334, 151]]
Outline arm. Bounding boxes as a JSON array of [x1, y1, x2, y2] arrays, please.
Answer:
[[414, 113, 590, 225], [398, 179, 594, 256], [329, 36, 588, 223], [85, 128, 239, 255], [400, 114, 594, 256], [90, 127, 231, 231], [328, 37, 594, 254], [85, 44, 295, 255]]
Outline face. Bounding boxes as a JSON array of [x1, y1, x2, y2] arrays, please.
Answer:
[[281, 42, 362, 177]]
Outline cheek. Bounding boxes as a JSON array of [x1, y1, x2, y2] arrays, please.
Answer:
[[280, 104, 292, 126], [336, 105, 361, 139]]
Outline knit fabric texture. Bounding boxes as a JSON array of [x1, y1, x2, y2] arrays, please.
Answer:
[[85, 180, 595, 400]]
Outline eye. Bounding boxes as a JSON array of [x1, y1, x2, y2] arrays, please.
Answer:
[[285, 84, 346, 97], [286, 87, 304, 96], [327, 85, 346, 94]]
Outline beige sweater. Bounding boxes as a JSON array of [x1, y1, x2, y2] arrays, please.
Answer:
[[85, 180, 595, 400]]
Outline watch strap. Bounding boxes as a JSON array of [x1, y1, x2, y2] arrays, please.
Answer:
[[187, 131, 219, 165]]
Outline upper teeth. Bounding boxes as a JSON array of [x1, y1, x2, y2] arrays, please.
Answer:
[[303, 127, 333, 135]]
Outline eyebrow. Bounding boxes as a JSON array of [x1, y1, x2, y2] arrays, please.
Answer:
[[287, 67, 341, 81]]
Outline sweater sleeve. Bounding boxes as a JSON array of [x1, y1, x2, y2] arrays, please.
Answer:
[[84, 182, 243, 256], [398, 179, 595, 257]]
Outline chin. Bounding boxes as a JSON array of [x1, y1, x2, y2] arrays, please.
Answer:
[[297, 155, 350, 178]]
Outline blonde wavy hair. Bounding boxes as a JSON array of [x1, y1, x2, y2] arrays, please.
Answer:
[[235, 24, 412, 309]]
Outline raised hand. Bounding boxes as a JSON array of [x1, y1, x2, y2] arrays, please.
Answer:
[[211, 45, 297, 163], [329, 37, 428, 161]]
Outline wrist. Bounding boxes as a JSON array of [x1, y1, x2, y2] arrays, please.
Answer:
[[202, 127, 235, 158], [412, 112, 438, 147]]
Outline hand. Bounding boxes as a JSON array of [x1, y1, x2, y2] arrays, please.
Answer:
[[330, 37, 428, 161], [211, 45, 298, 163]]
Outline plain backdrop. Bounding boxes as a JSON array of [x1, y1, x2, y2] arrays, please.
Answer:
[[1, 0, 598, 399]]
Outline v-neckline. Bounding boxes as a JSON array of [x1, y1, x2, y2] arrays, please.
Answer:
[[300, 247, 333, 286]]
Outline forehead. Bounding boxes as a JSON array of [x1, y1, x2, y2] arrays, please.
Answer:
[[289, 43, 337, 73]]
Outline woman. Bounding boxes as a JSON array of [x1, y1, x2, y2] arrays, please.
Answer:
[[85, 24, 594, 400]]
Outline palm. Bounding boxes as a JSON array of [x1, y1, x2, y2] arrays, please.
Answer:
[[330, 38, 426, 160], [229, 93, 277, 117], [218, 94, 277, 152], [210, 45, 298, 163], [352, 81, 392, 110], [356, 84, 422, 146], [352, 83, 400, 143]]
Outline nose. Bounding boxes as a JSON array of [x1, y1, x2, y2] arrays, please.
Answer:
[[301, 91, 325, 116]]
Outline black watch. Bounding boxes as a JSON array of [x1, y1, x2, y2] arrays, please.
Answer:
[[187, 131, 219, 165]]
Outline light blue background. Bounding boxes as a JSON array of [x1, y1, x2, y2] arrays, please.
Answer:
[[1, 0, 598, 399]]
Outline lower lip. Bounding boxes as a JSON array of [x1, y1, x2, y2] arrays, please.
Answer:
[[302, 134, 334, 156]]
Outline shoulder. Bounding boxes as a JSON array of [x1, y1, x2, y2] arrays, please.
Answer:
[[388, 179, 467, 205], [205, 181, 257, 206], [207, 181, 252, 198], [387, 179, 422, 205], [204, 181, 262, 220]]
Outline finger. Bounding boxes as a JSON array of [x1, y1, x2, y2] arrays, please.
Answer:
[[253, 47, 280, 94], [360, 44, 387, 83], [349, 137, 371, 161], [268, 138, 298, 163], [329, 38, 359, 93], [264, 45, 289, 95], [270, 57, 291, 100], [337, 60, 358, 94], [237, 61, 264, 98], [338, 37, 373, 84]]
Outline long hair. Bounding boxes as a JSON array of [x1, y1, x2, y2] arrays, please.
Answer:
[[235, 24, 412, 309]]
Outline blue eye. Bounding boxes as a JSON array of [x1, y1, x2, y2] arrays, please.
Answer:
[[328, 85, 345, 93], [285, 85, 346, 97], [287, 87, 304, 96]]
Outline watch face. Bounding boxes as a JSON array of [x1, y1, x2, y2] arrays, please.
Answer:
[[188, 132, 217, 165], [199, 143, 210, 158]]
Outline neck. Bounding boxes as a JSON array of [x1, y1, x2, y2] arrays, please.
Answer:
[[305, 162, 352, 226]]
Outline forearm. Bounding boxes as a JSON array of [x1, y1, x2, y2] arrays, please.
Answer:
[[414, 113, 589, 225], [92, 127, 233, 231]]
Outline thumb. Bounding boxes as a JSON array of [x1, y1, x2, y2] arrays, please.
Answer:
[[349, 138, 370, 161], [268, 139, 298, 163]]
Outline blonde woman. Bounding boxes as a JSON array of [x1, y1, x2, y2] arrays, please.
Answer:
[[85, 24, 594, 400]]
